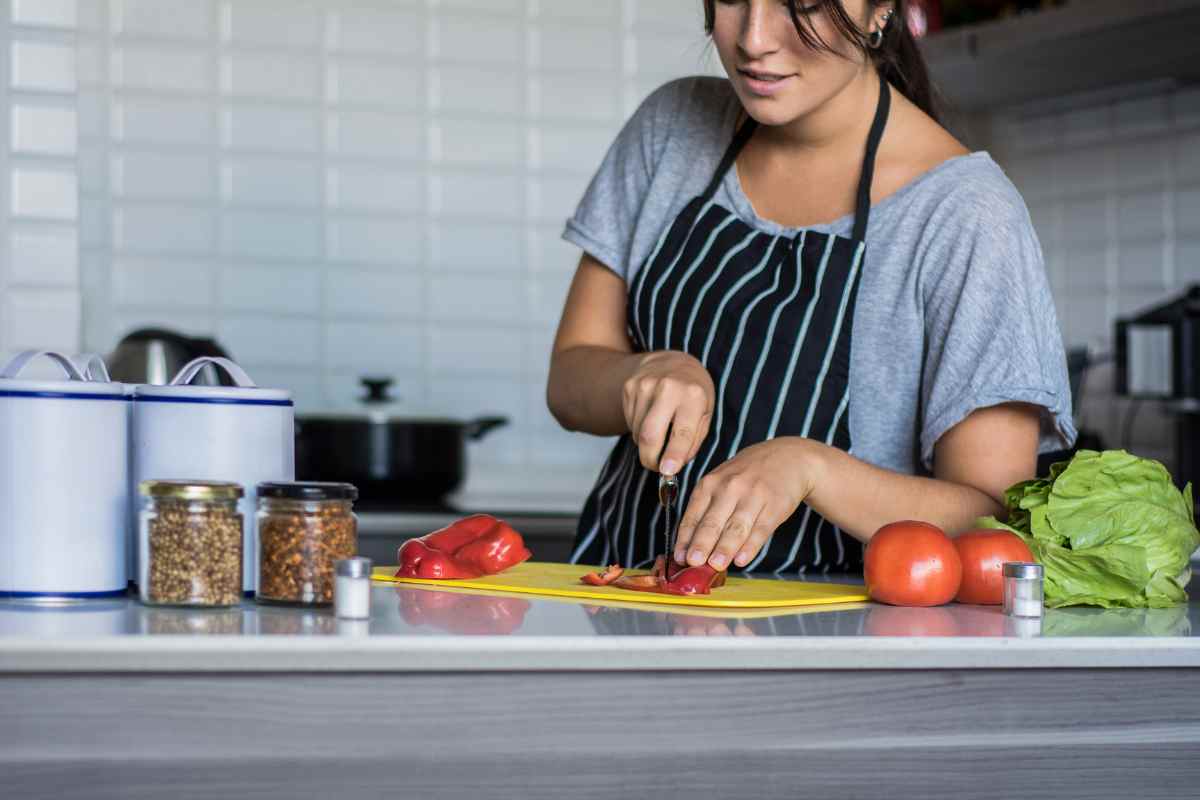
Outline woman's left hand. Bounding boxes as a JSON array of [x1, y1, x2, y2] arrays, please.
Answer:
[[672, 437, 827, 571]]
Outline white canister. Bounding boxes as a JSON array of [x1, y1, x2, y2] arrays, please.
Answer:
[[132, 357, 294, 595], [0, 350, 129, 599]]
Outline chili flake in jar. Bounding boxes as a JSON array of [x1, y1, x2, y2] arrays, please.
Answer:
[[256, 482, 358, 606]]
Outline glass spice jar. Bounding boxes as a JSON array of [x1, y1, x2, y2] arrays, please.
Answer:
[[139, 480, 245, 608], [256, 482, 358, 606]]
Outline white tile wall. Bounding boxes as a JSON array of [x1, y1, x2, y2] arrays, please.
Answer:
[[989, 84, 1200, 467], [63, 0, 721, 480]]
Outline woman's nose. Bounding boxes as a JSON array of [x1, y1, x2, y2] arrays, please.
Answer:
[[739, 0, 783, 59]]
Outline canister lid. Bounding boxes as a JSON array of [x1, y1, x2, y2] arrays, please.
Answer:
[[335, 557, 372, 578], [257, 481, 359, 501], [1002, 561, 1044, 579], [140, 480, 245, 501]]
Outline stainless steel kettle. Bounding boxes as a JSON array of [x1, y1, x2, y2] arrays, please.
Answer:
[[106, 328, 234, 386]]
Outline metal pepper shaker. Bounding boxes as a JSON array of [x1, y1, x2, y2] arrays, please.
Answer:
[[1002, 562, 1044, 619], [334, 557, 372, 620]]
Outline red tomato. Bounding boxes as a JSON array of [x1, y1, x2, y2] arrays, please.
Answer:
[[864, 520, 962, 607], [953, 529, 1034, 605]]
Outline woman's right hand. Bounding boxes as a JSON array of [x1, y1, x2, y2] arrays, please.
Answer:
[[622, 351, 715, 476]]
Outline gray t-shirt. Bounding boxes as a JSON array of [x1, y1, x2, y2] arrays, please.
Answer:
[[563, 76, 1077, 475]]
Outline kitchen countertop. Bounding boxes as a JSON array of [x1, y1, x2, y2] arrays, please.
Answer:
[[3, 575, 1198, 672]]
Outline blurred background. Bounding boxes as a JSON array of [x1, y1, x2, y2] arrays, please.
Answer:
[[1, 0, 1199, 515]]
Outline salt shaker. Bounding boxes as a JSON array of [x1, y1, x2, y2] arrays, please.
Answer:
[[1002, 562, 1044, 618], [334, 557, 372, 620]]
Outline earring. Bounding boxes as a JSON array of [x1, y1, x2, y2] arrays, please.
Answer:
[[869, 10, 894, 49]]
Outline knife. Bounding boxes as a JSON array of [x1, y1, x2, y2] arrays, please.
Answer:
[[658, 472, 679, 566]]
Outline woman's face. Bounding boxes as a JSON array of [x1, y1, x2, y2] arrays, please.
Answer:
[[711, 0, 882, 128]]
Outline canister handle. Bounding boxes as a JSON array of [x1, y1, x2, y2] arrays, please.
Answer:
[[0, 350, 85, 381], [75, 353, 112, 383], [170, 356, 257, 388]]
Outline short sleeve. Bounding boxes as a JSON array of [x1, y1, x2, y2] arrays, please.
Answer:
[[917, 178, 1078, 470], [561, 80, 685, 282]]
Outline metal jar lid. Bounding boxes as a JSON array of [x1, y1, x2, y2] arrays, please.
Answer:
[[1002, 561, 1044, 579], [139, 480, 244, 501], [257, 481, 359, 502], [335, 557, 373, 579]]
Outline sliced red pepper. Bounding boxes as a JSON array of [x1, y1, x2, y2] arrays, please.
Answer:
[[612, 574, 662, 592], [610, 555, 727, 596], [580, 564, 625, 586], [396, 514, 532, 580]]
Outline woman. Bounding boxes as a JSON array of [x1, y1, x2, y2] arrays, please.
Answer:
[[547, 0, 1075, 576]]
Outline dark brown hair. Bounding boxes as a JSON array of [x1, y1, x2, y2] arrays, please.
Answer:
[[702, 0, 939, 121]]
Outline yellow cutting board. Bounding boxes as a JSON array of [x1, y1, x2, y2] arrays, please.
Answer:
[[371, 562, 869, 609]]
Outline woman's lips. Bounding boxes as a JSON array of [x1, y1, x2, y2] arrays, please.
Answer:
[[739, 69, 794, 97]]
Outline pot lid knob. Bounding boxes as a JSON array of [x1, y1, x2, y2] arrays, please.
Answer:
[[361, 376, 395, 404]]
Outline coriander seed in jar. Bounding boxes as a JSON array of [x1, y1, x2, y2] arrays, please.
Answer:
[[138, 480, 245, 608], [256, 482, 358, 606]]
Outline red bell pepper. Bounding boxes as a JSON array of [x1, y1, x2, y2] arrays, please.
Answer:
[[580, 564, 624, 586], [395, 514, 532, 580], [610, 556, 727, 596]]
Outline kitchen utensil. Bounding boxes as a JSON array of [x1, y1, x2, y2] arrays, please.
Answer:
[[294, 376, 508, 503], [658, 473, 679, 561], [372, 562, 870, 609], [133, 357, 294, 596], [0, 350, 128, 599], [1002, 562, 1044, 619], [107, 327, 233, 386]]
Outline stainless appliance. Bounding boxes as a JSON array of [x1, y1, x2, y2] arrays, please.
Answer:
[[106, 328, 233, 386]]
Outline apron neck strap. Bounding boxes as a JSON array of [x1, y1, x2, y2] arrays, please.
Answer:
[[703, 70, 892, 243]]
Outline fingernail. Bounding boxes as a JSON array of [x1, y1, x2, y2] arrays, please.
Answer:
[[660, 459, 679, 475], [710, 553, 728, 570], [688, 549, 705, 566], [734, 552, 749, 567], [673, 549, 686, 564]]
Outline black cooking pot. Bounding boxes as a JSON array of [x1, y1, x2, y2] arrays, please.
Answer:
[[294, 377, 508, 503]]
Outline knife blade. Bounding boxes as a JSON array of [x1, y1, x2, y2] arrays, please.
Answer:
[[658, 472, 679, 565]]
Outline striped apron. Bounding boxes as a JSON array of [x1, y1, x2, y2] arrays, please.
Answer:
[[570, 74, 891, 575]]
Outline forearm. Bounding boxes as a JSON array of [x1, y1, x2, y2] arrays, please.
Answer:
[[803, 440, 1002, 541], [546, 346, 642, 436]]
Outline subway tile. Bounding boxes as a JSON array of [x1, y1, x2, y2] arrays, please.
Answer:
[[79, 201, 111, 248], [113, 153, 213, 200], [1114, 139, 1168, 192], [224, 157, 322, 208], [219, 265, 320, 314], [115, 98, 215, 146], [428, 376, 527, 425], [222, 210, 321, 260], [1172, 86, 1200, 128], [531, 73, 620, 121], [530, 174, 589, 223], [532, 124, 616, 171], [77, 42, 103, 87], [428, 325, 522, 374], [326, 267, 423, 318], [435, 118, 522, 165], [1115, 191, 1166, 241], [332, 7, 423, 57], [429, 275, 526, 323], [11, 42, 76, 92], [1060, 197, 1109, 245], [530, 271, 573, 324], [328, 111, 424, 159], [324, 320, 424, 372], [223, 104, 320, 153], [113, 0, 213, 40], [115, 205, 216, 255], [221, 52, 319, 102], [631, 0, 706, 31], [533, 0, 619, 22], [224, 1, 321, 49], [434, 14, 523, 65], [1060, 106, 1110, 146], [11, 169, 78, 220], [1113, 94, 1170, 138], [1056, 148, 1110, 198], [218, 315, 321, 368], [11, 105, 76, 156], [440, 0, 521, 13], [1003, 153, 1057, 200], [112, 46, 209, 93], [524, 324, 557, 375], [631, 30, 711, 78], [523, 428, 610, 469], [1060, 245, 1107, 293], [433, 171, 522, 219], [2, 287, 81, 352], [1177, 131, 1200, 184], [242, 366, 321, 410], [321, 369, 425, 411], [429, 221, 523, 272], [1116, 239, 1167, 291], [12, 0, 77, 28], [327, 216, 423, 266], [466, 424, 527, 468], [9, 228, 78, 287], [530, 225, 581, 273], [77, 91, 104, 139], [1058, 290, 1111, 348], [327, 165, 423, 214], [111, 258, 213, 309], [434, 67, 520, 115], [1177, 186, 1200, 237], [328, 60, 423, 109], [1176, 238, 1200, 284]]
